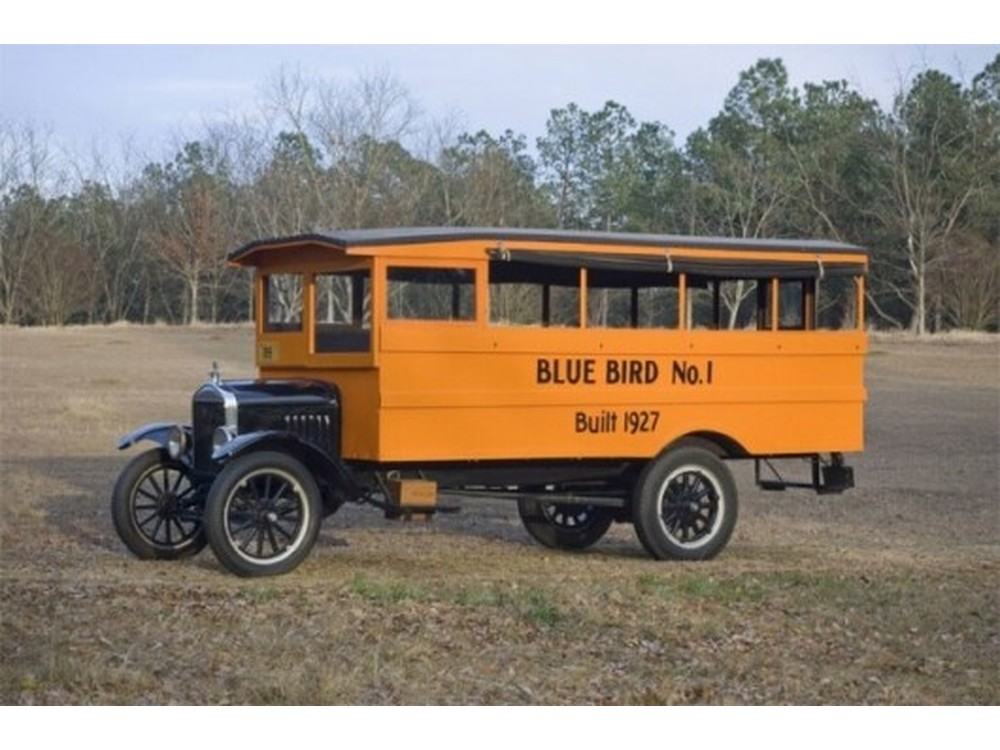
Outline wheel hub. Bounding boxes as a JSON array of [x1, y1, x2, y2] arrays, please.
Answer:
[[662, 471, 717, 538], [245, 498, 275, 527], [228, 478, 303, 551], [157, 492, 176, 515]]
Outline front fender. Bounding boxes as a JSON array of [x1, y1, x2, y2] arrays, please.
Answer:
[[211, 430, 287, 463], [117, 422, 191, 451], [213, 431, 362, 505]]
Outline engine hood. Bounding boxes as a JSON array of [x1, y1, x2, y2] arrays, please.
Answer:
[[195, 379, 337, 407]]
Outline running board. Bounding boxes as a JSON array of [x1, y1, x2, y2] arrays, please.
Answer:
[[371, 476, 627, 520], [438, 489, 627, 509]]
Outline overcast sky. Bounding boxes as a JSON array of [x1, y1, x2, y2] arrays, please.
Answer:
[[2, 42, 997, 161]]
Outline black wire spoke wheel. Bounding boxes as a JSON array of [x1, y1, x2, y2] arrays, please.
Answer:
[[205, 451, 321, 577], [633, 446, 738, 561], [659, 468, 722, 546], [226, 471, 306, 561], [111, 448, 206, 560], [517, 497, 614, 550]]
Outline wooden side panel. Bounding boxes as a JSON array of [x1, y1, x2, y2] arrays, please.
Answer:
[[372, 325, 867, 462]]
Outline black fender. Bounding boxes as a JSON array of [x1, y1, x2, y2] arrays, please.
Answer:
[[660, 432, 749, 460], [212, 430, 363, 511], [118, 422, 192, 452]]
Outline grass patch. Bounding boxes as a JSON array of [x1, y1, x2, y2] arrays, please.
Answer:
[[637, 572, 765, 605], [348, 574, 428, 604], [451, 584, 566, 627], [517, 587, 565, 628], [453, 585, 508, 608], [636, 572, 669, 597], [763, 569, 879, 606], [242, 585, 283, 604]]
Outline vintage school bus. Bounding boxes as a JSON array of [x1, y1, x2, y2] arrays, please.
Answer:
[[112, 227, 868, 577]]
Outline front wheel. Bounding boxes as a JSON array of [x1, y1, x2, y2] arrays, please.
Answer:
[[204, 451, 322, 577], [632, 447, 738, 560], [111, 448, 206, 560], [517, 498, 614, 550]]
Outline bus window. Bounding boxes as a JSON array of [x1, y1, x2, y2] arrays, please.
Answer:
[[687, 278, 761, 330], [388, 267, 475, 321], [489, 260, 579, 327], [586, 268, 679, 329], [817, 276, 858, 330], [264, 273, 303, 332], [722, 279, 761, 330], [687, 278, 714, 329], [779, 279, 807, 330], [315, 270, 371, 352]]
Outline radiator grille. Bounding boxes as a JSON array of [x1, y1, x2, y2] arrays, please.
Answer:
[[193, 401, 224, 473]]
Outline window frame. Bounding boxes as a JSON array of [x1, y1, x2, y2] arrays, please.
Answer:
[[261, 272, 305, 334], [385, 262, 481, 324], [313, 268, 373, 354]]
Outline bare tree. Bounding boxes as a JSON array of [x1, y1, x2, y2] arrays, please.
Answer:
[[686, 60, 799, 328], [256, 67, 336, 232], [64, 138, 150, 322], [872, 70, 987, 334], [143, 141, 232, 325], [22, 224, 98, 325], [440, 129, 548, 228], [934, 231, 999, 330], [311, 71, 423, 227], [0, 120, 65, 323]]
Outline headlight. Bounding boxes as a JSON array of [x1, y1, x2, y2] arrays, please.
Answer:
[[166, 426, 188, 460], [212, 426, 237, 451]]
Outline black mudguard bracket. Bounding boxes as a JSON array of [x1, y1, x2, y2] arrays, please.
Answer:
[[755, 453, 854, 495]]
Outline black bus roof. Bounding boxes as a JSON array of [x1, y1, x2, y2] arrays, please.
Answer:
[[229, 227, 867, 265]]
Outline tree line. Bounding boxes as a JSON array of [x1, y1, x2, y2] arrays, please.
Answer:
[[2, 56, 998, 332]]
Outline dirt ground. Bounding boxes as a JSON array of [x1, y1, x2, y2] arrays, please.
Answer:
[[0, 325, 997, 705]]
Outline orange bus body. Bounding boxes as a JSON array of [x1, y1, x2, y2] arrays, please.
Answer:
[[232, 230, 867, 467]]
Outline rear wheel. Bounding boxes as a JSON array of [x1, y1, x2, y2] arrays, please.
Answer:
[[517, 498, 613, 550], [204, 451, 321, 577], [111, 448, 206, 560], [632, 446, 738, 560]]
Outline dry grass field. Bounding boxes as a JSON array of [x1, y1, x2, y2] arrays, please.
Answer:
[[1, 325, 997, 705]]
